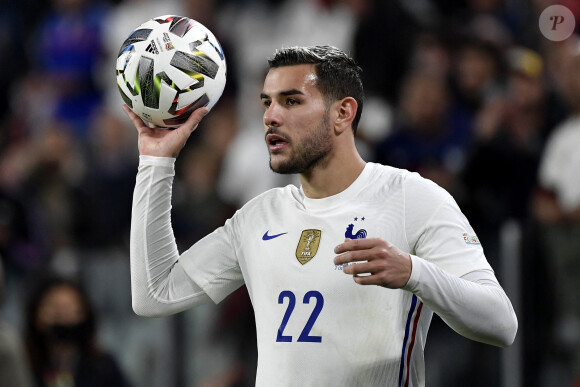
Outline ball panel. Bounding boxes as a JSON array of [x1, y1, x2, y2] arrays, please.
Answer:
[[164, 94, 209, 127], [117, 84, 133, 108], [168, 16, 196, 38], [118, 29, 152, 57], [170, 50, 219, 80], [138, 56, 158, 109]]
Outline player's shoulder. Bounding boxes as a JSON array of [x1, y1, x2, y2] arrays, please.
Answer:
[[369, 162, 452, 205], [367, 163, 447, 196], [364, 162, 408, 191]]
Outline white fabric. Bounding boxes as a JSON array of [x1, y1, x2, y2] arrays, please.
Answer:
[[130, 157, 517, 387], [130, 156, 211, 317], [538, 115, 580, 212]]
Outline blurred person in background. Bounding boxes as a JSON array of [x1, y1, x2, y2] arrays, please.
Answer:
[[373, 70, 471, 193], [30, 0, 109, 140], [0, 0, 51, 134], [449, 38, 505, 128], [440, 0, 517, 49], [0, 119, 87, 329], [23, 274, 131, 387], [532, 38, 580, 387], [351, 0, 419, 105], [460, 46, 566, 266], [23, 122, 86, 264], [0, 147, 48, 328]]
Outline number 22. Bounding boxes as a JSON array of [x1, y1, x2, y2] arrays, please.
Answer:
[[276, 290, 324, 343]]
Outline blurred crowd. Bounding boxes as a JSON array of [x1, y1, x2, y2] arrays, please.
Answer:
[[0, 0, 579, 386]]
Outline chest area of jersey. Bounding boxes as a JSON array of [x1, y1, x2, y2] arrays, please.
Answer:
[[239, 204, 415, 359], [242, 204, 407, 274]]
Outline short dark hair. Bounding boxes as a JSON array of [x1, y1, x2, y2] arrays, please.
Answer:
[[268, 45, 364, 134]]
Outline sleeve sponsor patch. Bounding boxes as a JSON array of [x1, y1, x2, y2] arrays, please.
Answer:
[[463, 233, 481, 245]]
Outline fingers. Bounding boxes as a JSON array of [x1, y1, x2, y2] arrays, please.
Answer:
[[122, 104, 210, 133], [123, 103, 211, 158], [341, 260, 372, 276], [182, 106, 210, 134], [333, 238, 387, 265], [333, 238, 412, 288], [334, 238, 384, 254], [334, 248, 372, 266], [122, 105, 149, 131]]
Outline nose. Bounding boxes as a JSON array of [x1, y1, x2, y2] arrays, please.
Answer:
[[263, 102, 282, 128]]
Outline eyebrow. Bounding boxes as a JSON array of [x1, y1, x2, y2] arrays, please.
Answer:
[[260, 89, 305, 99]]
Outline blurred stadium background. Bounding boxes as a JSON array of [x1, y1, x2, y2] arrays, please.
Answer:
[[1, 0, 579, 386]]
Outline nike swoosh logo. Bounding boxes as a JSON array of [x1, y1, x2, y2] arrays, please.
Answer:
[[262, 231, 288, 240]]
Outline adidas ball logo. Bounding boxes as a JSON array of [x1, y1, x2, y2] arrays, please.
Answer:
[[145, 40, 159, 54]]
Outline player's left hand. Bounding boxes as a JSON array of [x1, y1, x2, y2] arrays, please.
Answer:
[[333, 238, 412, 289]]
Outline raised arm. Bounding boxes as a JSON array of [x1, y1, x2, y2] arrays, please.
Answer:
[[126, 107, 212, 316]]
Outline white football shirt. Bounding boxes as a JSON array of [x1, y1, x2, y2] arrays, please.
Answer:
[[130, 157, 515, 387]]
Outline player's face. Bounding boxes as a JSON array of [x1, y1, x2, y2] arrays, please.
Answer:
[[261, 64, 333, 174]]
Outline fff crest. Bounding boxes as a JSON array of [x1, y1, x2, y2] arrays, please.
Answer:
[[295, 229, 322, 265]]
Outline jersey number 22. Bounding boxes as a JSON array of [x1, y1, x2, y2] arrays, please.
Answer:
[[276, 290, 324, 343]]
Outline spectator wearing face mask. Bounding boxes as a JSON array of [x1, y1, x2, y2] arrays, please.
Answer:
[[23, 274, 131, 387]]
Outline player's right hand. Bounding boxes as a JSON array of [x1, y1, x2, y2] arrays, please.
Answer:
[[333, 238, 412, 289], [123, 104, 209, 158]]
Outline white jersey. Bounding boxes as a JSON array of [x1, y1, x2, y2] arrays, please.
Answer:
[[130, 157, 517, 387]]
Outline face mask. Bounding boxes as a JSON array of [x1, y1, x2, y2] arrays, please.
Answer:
[[46, 321, 91, 345]]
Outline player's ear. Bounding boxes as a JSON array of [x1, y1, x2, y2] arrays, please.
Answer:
[[332, 97, 357, 135]]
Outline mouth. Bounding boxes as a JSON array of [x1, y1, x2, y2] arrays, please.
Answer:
[[266, 133, 289, 152]]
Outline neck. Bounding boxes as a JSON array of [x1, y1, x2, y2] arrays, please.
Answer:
[[299, 139, 366, 199]]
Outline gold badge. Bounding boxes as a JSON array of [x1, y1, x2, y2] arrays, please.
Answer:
[[295, 229, 322, 265]]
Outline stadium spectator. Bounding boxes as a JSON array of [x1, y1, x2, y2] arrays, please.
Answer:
[[449, 39, 505, 126], [373, 70, 471, 193], [23, 274, 131, 387]]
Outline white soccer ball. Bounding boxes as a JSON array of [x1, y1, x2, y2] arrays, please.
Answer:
[[116, 15, 227, 128]]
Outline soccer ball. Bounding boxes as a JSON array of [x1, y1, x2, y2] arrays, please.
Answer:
[[116, 15, 227, 128]]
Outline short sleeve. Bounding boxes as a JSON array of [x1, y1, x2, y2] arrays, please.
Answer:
[[180, 216, 245, 303]]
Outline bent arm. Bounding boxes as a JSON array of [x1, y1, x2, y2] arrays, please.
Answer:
[[404, 256, 517, 347], [403, 173, 518, 346], [130, 156, 211, 317]]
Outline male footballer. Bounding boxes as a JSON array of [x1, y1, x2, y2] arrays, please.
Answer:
[[125, 45, 517, 386]]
